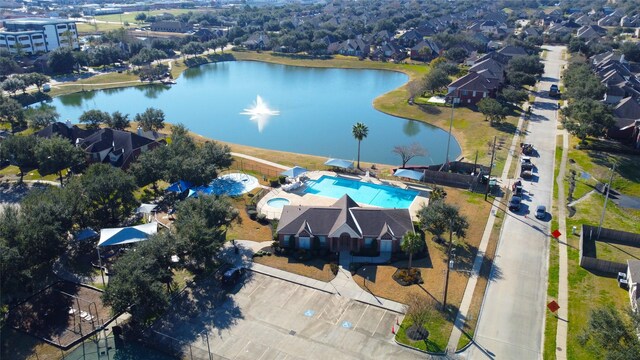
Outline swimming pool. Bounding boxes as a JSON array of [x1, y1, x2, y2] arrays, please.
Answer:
[[304, 175, 418, 208], [194, 173, 259, 196], [267, 197, 290, 208]]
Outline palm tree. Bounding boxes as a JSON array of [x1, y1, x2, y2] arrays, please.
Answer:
[[352, 122, 369, 169], [401, 232, 423, 271]]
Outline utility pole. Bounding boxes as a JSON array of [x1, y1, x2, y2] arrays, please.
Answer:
[[444, 99, 455, 168], [443, 219, 454, 311], [485, 136, 497, 201], [597, 163, 615, 239]]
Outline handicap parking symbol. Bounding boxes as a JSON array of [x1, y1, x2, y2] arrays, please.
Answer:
[[342, 321, 352, 329], [304, 309, 315, 317]]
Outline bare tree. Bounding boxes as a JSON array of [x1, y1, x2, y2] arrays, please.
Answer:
[[406, 79, 424, 101], [405, 293, 436, 339], [393, 143, 427, 168]]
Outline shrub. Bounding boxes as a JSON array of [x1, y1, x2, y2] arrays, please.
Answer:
[[257, 213, 267, 222], [269, 178, 280, 187], [278, 175, 287, 184], [247, 209, 257, 220], [330, 262, 339, 275]]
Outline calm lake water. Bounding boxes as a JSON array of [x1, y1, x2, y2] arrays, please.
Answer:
[[49, 61, 461, 166]]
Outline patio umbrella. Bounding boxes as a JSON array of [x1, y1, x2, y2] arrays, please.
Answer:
[[281, 166, 308, 178], [324, 158, 354, 169], [393, 169, 425, 181]]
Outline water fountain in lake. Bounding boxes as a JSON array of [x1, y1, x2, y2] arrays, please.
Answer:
[[240, 95, 280, 132]]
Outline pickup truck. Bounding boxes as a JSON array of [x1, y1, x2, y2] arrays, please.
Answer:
[[549, 84, 560, 98]]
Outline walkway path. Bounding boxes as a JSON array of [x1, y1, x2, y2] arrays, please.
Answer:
[[222, 240, 407, 314], [230, 152, 290, 170], [555, 131, 569, 359], [446, 105, 527, 351]]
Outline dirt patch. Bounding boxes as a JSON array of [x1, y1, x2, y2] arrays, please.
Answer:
[[6, 281, 112, 348], [253, 251, 336, 282]]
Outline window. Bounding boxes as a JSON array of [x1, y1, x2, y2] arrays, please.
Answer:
[[364, 238, 374, 248], [18, 36, 29, 41], [472, 91, 476, 97], [318, 236, 327, 247], [0, 36, 4, 40], [483, 92, 487, 98], [299, 237, 311, 249], [32, 35, 43, 39], [57, 24, 67, 29], [461, 90, 468, 96]]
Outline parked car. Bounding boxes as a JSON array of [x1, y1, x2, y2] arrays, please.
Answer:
[[549, 84, 559, 98], [521, 156, 534, 170], [521, 170, 533, 179], [521, 143, 535, 155], [512, 180, 523, 195], [509, 196, 522, 211], [221, 266, 246, 286], [535, 205, 546, 219]]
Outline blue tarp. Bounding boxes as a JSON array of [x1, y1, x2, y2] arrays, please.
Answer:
[[393, 169, 425, 181], [281, 166, 308, 178], [324, 158, 354, 169], [98, 222, 158, 247], [166, 180, 192, 193]]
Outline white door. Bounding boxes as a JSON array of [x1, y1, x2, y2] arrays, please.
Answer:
[[380, 240, 392, 252], [299, 237, 310, 249]]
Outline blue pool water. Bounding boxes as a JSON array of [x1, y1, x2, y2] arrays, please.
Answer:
[[267, 197, 291, 208], [193, 173, 259, 196], [304, 176, 418, 208]]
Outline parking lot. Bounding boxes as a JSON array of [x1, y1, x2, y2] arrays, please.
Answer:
[[155, 272, 429, 360]]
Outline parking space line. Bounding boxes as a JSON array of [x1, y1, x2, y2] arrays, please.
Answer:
[[234, 340, 251, 360], [372, 310, 387, 335], [353, 304, 369, 330], [247, 276, 266, 298], [256, 344, 270, 360], [281, 284, 299, 307]]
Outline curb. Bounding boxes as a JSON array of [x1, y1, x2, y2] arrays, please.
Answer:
[[393, 335, 447, 356], [246, 267, 336, 295]]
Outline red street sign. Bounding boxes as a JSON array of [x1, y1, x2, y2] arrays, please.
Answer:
[[547, 300, 560, 313], [552, 229, 562, 239]]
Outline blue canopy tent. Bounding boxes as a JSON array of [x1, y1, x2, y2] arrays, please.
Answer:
[[281, 166, 308, 178], [98, 222, 158, 247], [166, 180, 192, 193], [187, 189, 198, 198], [324, 158, 354, 169], [393, 169, 425, 181]]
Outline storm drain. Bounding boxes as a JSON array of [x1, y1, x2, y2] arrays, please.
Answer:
[[289, 330, 296, 336]]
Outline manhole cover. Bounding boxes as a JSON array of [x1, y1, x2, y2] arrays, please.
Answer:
[[342, 321, 352, 329], [304, 309, 315, 317], [289, 330, 296, 336]]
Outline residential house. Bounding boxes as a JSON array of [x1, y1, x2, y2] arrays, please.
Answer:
[[242, 32, 271, 50], [468, 58, 506, 81], [522, 27, 540, 38], [276, 195, 414, 253], [597, 8, 624, 26], [627, 260, 640, 312], [150, 21, 191, 33], [36, 120, 96, 144], [464, 50, 480, 66], [574, 14, 593, 26], [621, 15, 640, 28], [77, 128, 163, 169], [410, 39, 440, 61], [608, 97, 640, 148], [576, 25, 606, 42], [327, 37, 370, 57], [446, 72, 501, 105], [497, 45, 528, 59], [372, 41, 406, 61], [397, 29, 423, 47]]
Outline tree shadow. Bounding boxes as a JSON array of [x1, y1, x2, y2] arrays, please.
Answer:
[[416, 104, 443, 115], [491, 121, 517, 135]]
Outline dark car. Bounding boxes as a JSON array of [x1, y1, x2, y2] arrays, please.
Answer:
[[509, 196, 522, 211], [549, 84, 559, 98], [221, 266, 246, 286], [535, 205, 547, 219]]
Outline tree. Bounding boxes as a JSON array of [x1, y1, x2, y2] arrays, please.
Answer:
[[562, 63, 607, 101], [507, 55, 544, 76], [81, 163, 137, 227], [620, 42, 640, 62], [135, 107, 165, 131], [173, 195, 238, 267], [2, 77, 25, 95], [0, 96, 26, 132], [406, 79, 424, 100], [26, 103, 59, 129], [79, 109, 111, 130], [507, 71, 536, 87], [102, 234, 172, 325], [0, 57, 21, 77], [107, 111, 130, 130], [135, 13, 147, 22], [423, 68, 450, 94], [181, 42, 204, 59], [35, 136, 84, 185], [405, 293, 435, 337], [401, 232, 423, 270], [0, 135, 37, 182], [561, 99, 614, 142], [477, 98, 507, 126], [499, 87, 528, 104], [578, 307, 640, 359], [417, 201, 469, 242], [23, 73, 49, 91], [393, 143, 427, 168], [443, 47, 468, 63], [352, 122, 369, 169], [47, 47, 76, 74], [129, 146, 167, 192]]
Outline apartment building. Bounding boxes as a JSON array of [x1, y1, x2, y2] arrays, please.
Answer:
[[0, 18, 79, 55]]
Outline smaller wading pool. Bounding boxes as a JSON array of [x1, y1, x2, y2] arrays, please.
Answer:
[[267, 197, 291, 208]]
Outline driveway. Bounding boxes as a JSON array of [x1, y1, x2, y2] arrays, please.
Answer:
[[154, 272, 431, 360], [463, 45, 566, 359]]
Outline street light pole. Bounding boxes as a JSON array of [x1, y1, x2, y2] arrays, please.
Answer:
[[485, 136, 497, 201], [444, 99, 455, 167], [201, 331, 212, 360]]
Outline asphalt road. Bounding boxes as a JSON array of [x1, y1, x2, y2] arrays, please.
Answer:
[[464, 45, 566, 360]]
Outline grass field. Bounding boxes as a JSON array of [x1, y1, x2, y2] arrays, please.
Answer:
[[94, 9, 205, 25]]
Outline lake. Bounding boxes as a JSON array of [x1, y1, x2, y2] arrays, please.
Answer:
[[48, 61, 461, 166]]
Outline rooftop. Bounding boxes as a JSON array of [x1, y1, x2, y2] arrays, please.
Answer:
[[4, 18, 76, 26]]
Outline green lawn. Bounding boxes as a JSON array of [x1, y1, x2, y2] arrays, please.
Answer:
[[77, 22, 133, 33], [396, 314, 449, 354], [94, 9, 204, 25]]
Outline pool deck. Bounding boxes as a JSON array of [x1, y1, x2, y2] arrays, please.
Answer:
[[257, 171, 430, 220]]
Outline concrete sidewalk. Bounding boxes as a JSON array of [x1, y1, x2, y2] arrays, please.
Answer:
[[222, 240, 407, 314], [230, 152, 290, 170]]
